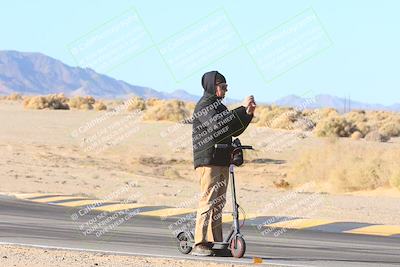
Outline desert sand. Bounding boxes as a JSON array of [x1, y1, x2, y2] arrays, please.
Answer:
[[1, 99, 399, 225]]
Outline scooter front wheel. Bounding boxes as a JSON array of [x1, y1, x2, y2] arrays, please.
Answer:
[[230, 236, 246, 258], [177, 232, 192, 254]]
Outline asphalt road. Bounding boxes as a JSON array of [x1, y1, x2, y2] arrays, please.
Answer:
[[0, 195, 400, 267]]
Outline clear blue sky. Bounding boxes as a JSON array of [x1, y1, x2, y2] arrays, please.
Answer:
[[1, 0, 399, 105]]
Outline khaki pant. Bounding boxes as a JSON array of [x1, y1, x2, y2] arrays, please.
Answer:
[[194, 165, 229, 245]]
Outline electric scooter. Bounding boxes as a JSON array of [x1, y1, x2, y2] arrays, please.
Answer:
[[176, 138, 253, 258]]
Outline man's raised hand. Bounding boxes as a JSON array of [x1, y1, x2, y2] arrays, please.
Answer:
[[243, 95, 256, 115]]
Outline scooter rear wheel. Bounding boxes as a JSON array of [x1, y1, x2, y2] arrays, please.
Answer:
[[230, 236, 246, 258], [177, 232, 192, 254]]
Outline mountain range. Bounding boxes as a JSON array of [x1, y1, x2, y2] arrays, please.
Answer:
[[0, 50, 398, 111], [0, 50, 199, 101], [274, 94, 400, 112]]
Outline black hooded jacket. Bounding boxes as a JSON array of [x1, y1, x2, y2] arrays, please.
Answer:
[[192, 71, 253, 169]]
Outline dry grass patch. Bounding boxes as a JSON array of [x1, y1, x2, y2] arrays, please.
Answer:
[[365, 131, 390, 142], [68, 96, 95, 110], [127, 96, 146, 111], [93, 101, 107, 111], [314, 116, 357, 137], [145, 98, 164, 108], [288, 138, 400, 192], [23, 94, 109, 111], [2, 93, 23, 101], [254, 105, 310, 130], [379, 122, 400, 137], [143, 99, 190, 122], [254, 105, 400, 141], [350, 131, 363, 140], [23, 93, 70, 110]]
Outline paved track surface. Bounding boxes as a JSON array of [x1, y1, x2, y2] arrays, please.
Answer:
[[1, 196, 400, 267]]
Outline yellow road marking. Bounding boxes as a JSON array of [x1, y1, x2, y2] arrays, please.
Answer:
[[30, 196, 85, 203], [12, 193, 400, 238], [344, 225, 400, 236], [54, 199, 112, 207], [265, 219, 337, 229], [14, 193, 50, 199], [139, 208, 197, 217], [93, 203, 145, 212]]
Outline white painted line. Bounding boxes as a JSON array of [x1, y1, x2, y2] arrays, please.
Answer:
[[0, 241, 311, 267]]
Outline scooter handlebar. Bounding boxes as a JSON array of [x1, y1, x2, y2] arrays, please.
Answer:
[[214, 144, 229, 149], [214, 144, 253, 150]]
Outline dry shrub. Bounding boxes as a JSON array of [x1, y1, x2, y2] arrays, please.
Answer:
[[256, 105, 293, 128], [314, 116, 357, 137], [24, 96, 47, 109], [365, 131, 390, 143], [300, 109, 323, 128], [269, 112, 293, 129], [6, 93, 23, 101], [345, 110, 367, 123], [288, 139, 400, 192], [379, 122, 400, 137], [298, 108, 339, 130], [368, 110, 391, 121], [254, 105, 316, 130], [104, 100, 124, 110], [366, 111, 400, 134], [163, 167, 182, 179], [127, 97, 146, 111], [94, 101, 107, 111], [143, 99, 190, 122], [316, 107, 339, 119], [68, 96, 95, 110], [251, 105, 268, 124], [311, 109, 399, 139], [390, 171, 400, 190], [344, 110, 372, 136], [351, 131, 363, 140], [255, 105, 281, 126], [269, 110, 298, 129], [354, 122, 371, 137], [145, 98, 163, 107], [46, 94, 70, 109], [23, 94, 69, 110], [301, 108, 315, 117], [273, 179, 291, 189], [246, 102, 400, 141], [185, 102, 196, 114]]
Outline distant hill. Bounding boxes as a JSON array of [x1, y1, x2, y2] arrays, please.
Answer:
[[0, 50, 200, 101], [273, 94, 400, 112], [0, 50, 398, 111]]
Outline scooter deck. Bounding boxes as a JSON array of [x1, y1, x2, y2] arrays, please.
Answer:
[[211, 242, 230, 249]]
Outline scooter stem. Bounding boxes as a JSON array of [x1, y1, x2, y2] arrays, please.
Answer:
[[229, 164, 240, 233]]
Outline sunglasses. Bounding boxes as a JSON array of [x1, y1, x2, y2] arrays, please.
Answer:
[[216, 83, 228, 91]]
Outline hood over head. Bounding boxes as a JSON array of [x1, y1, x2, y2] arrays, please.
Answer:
[[201, 71, 226, 100]]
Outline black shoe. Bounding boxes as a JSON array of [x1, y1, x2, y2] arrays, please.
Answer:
[[191, 244, 213, 256]]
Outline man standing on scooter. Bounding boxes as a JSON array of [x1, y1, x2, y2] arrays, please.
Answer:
[[191, 71, 256, 256]]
